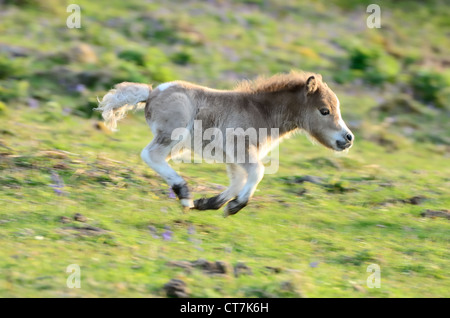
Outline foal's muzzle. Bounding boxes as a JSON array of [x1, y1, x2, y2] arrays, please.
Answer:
[[336, 132, 354, 150]]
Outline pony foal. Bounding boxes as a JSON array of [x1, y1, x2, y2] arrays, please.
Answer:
[[96, 71, 354, 216]]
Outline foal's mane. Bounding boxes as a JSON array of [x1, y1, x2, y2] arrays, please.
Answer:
[[233, 70, 320, 94]]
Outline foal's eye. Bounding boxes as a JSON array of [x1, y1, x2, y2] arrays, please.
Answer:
[[320, 108, 330, 116]]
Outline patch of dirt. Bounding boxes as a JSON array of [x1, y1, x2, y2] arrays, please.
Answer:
[[324, 182, 357, 193], [264, 266, 283, 274], [166, 259, 229, 275], [166, 261, 193, 273], [58, 225, 109, 236], [37, 150, 69, 159], [421, 209, 450, 220], [380, 195, 427, 207], [59, 216, 71, 224], [52, 163, 70, 170], [292, 175, 323, 185]]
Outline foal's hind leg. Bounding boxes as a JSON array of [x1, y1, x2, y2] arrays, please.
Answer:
[[141, 138, 193, 209], [193, 163, 247, 210]]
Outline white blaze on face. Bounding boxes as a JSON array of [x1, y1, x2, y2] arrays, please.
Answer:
[[334, 93, 349, 132], [157, 82, 176, 91], [326, 92, 352, 150]]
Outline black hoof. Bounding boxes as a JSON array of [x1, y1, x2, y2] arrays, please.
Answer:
[[224, 198, 248, 217], [193, 195, 227, 210], [172, 182, 191, 200]]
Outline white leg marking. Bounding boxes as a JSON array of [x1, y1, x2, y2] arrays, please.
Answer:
[[236, 162, 264, 203], [181, 199, 194, 208], [140, 143, 184, 187]]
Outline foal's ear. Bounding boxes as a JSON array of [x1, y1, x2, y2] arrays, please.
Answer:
[[305, 76, 319, 95]]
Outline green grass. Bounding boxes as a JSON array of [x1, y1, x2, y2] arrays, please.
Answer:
[[0, 106, 448, 297], [0, 0, 449, 298]]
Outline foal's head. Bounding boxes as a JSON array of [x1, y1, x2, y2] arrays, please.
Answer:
[[301, 75, 354, 151]]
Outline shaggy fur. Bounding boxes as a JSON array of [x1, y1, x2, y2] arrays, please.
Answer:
[[234, 70, 321, 94]]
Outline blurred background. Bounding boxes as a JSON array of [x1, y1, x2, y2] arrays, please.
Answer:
[[0, 0, 449, 298]]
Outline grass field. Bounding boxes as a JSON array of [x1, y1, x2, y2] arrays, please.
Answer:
[[0, 0, 449, 297]]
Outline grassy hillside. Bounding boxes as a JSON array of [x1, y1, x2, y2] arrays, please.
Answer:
[[0, 0, 449, 297]]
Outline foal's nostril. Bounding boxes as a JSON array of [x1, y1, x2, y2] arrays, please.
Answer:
[[346, 133, 353, 142]]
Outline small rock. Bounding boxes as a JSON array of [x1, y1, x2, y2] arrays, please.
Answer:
[[265, 266, 283, 273], [74, 213, 87, 222], [163, 279, 189, 298], [214, 261, 228, 274], [234, 262, 252, 277], [293, 175, 323, 185], [406, 195, 426, 205], [192, 259, 228, 275]]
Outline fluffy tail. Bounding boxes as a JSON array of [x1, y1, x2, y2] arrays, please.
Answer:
[[95, 82, 152, 131]]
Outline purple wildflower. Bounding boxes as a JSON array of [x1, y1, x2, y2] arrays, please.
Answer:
[[161, 225, 173, 241], [187, 225, 196, 242], [168, 188, 176, 199], [75, 84, 86, 93], [28, 98, 39, 109], [51, 171, 64, 186], [50, 171, 65, 196], [162, 230, 173, 241], [309, 261, 319, 268]]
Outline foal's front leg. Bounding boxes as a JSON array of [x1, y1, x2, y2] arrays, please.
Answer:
[[193, 163, 247, 210], [223, 160, 265, 217]]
